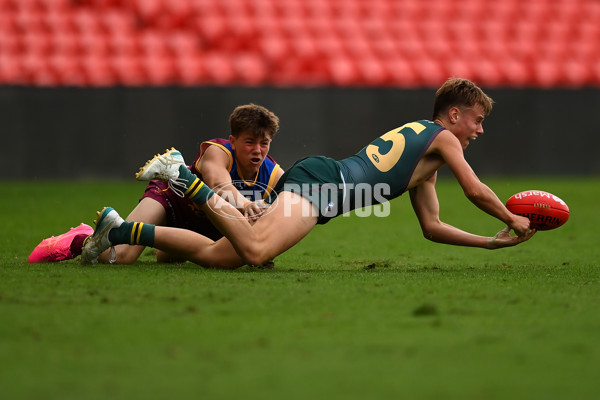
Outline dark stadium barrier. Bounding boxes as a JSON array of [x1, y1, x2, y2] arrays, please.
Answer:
[[2, 86, 598, 179]]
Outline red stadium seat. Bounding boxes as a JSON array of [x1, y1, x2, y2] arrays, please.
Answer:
[[15, 0, 44, 13], [384, 57, 419, 87], [344, 34, 375, 59], [395, 34, 424, 59], [110, 31, 141, 56], [271, 56, 329, 87], [29, 67, 59, 86], [315, 33, 346, 59], [168, 31, 200, 58], [51, 32, 81, 56], [49, 54, 88, 86], [39, 0, 78, 11], [306, 14, 335, 39], [0, 0, 598, 87], [532, 60, 563, 88], [499, 59, 531, 87], [570, 39, 597, 62], [139, 31, 170, 56], [79, 32, 111, 57], [162, 0, 194, 29], [144, 53, 176, 85], [0, 0, 14, 11], [259, 36, 290, 63], [81, 53, 117, 86], [471, 58, 504, 88], [0, 12, 18, 33], [44, 10, 76, 34], [130, 0, 164, 26], [194, 15, 227, 49], [72, 9, 104, 34], [111, 53, 147, 86], [0, 31, 22, 55], [357, 56, 390, 86], [0, 54, 27, 84], [328, 55, 360, 86], [233, 53, 268, 86], [562, 60, 592, 87], [203, 52, 236, 85], [22, 31, 52, 56], [175, 54, 207, 86], [100, 10, 135, 34], [289, 35, 319, 60], [87, 0, 128, 10], [413, 56, 447, 87], [14, 9, 47, 34], [444, 59, 474, 83], [370, 36, 398, 59]]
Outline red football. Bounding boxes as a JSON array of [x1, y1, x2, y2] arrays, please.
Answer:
[[506, 190, 570, 231]]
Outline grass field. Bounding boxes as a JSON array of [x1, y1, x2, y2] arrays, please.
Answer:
[[1, 177, 599, 400]]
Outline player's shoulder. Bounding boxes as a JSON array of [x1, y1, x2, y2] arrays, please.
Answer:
[[263, 154, 277, 167], [201, 138, 231, 153], [200, 139, 232, 160], [196, 138, 233, 172], [421, 129, 462, 161], [397, 120, 445, 139], [430, 128, 459, 146]]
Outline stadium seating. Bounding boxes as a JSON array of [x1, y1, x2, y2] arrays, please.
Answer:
[[0, 0, 598, 87]]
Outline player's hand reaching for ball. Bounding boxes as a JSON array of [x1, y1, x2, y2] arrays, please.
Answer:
[[243, 200, 270, 221], [487, 226, 536, 249], [508, 214, 532, 237]]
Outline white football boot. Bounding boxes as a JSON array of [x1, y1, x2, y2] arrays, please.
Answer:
[[135, 147, 188, 196], [135, 147, 186, 181], [81, 207, 124, 265]]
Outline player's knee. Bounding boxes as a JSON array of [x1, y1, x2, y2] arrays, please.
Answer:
[[240, 243, 269, 267]]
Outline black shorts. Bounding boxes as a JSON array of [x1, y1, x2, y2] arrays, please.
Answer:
[[270, 156, 347, 224]]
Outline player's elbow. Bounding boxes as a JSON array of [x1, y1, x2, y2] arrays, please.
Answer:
[[421, 228, 440, 243], [241, 247, 270, 267], [422, 230, 436, 242], [419, 220, 441, 242], [237, 235, 271, 267]]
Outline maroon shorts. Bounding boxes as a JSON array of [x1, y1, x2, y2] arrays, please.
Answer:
[[140, 180, 223, 241]]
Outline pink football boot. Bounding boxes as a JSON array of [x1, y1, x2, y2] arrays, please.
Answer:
[[28, 223, 94, 262]]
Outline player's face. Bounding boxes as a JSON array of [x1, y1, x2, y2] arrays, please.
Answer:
[[230, 131, 272, 173], [454, 104, 485, 149]]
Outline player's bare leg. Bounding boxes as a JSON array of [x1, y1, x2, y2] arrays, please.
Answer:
[[81, 192, 318, 268], [152, 191, 319, 267]]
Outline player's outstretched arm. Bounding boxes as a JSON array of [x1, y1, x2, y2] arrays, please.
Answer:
[[409, 177, 534, 249], [198, 146, 255, 213], [198, 146, 284, 221], [434, 131, 531, 236]]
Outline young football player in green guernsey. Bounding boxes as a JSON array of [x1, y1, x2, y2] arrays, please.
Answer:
[[81, 78, 536, 268]]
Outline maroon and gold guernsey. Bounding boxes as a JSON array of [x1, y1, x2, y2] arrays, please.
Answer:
[[192, 138, 280, 201], [140, 138, 280, 239]]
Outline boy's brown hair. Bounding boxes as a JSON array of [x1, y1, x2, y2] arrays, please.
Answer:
[[229, 104, 280, 139], [432, 78, 494, 120]]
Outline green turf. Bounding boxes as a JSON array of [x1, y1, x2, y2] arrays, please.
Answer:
[[1, 177, 599, 400]]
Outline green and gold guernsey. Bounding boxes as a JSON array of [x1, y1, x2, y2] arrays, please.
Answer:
[[268, 120, 444, 224], [340, 120, 444, 209]]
